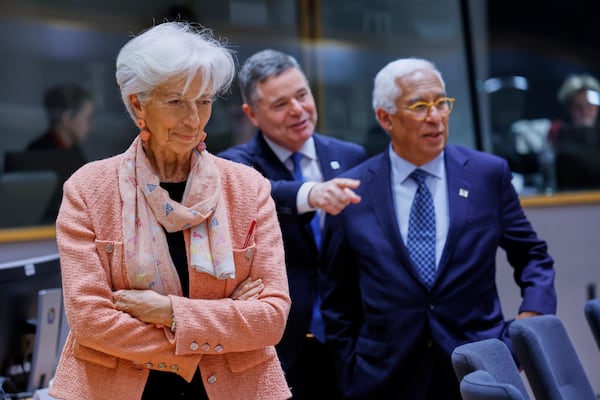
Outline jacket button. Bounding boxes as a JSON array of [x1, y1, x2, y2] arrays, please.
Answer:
[[144, 362, 153, 368], [190, 342, 199, 351], [214, 345, 223, 352], [207, 375, 217, 384], [201, 343, 210, 352], [105, 243, 114, 254], [245, 248, 253, 258], [170, 365, 179, 371], [158, 363, 166, 369]]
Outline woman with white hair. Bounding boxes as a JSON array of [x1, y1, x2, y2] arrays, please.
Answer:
[[49, 22, 291, 400], [556, 73, 600, 129]]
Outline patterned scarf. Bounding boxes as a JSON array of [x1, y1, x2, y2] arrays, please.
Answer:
[[118, 138, 235, 296]]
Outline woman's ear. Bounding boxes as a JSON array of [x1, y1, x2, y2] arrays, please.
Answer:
[[129, 94, 144, 117]]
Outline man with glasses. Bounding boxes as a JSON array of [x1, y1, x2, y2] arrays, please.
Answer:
[[319, 58, 557, 399]]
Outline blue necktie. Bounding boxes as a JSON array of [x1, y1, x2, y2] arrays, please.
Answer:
[[407, 169, 436, 289], [291, 152, 325, 341], [291, 152, 321, 248]]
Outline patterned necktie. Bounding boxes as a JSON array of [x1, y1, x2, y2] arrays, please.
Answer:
[[407, 169, 436, 288], [291, 152, 325, 342]]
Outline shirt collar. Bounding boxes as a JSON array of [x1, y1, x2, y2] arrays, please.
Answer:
[[388, 145, 445, 183], [262, 133, 317, 163]]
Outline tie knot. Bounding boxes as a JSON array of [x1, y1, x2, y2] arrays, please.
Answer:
[[410, 169, 428, 185], [291, 152, 304, 181], [291, 152, 303, 166]]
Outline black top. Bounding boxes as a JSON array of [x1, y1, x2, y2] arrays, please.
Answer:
[[142, 180, 207, 400], [160, 181, 190, 297]]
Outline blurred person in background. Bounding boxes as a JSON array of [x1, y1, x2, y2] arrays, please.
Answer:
[[27, 83, 95, 155], [550, 73, 600, 190]]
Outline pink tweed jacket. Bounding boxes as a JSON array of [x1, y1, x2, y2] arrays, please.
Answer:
[[49, 151, 292, 400]]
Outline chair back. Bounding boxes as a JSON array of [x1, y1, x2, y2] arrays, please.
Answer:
[[451, 338, 529, 399], [584, 298, 600, 351], [460, 370, 527, 400], [509, 315, 596, 400], [0, 170, 58, 228]]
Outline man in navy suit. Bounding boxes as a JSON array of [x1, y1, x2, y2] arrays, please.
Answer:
[[319, 58, 557, 399], [218, 49, 368, 399]]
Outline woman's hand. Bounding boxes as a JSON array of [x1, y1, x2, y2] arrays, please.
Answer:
[[113, 289, 172, 327], [231, 277, 264, 300], [113, 277, 264, 329]]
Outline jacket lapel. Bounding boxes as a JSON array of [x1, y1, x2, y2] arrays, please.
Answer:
[[437, 146, 471, 275], [364, 154, 415, 270]]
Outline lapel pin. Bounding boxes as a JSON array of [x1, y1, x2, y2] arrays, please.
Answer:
[[330, 161, 341, 170], [459, 188, 469, 198]]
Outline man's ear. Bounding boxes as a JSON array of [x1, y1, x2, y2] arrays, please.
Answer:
[[375, 108, 393, 132], [241, 103, 260, 127]]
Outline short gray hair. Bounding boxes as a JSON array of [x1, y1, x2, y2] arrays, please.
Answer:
[[116, 21, 236, 121], [238, 49, 302, 107], [372, 58, 444, 113], [557, 73, 600, 104]]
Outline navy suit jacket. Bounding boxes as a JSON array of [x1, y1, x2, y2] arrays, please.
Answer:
[[319, 144, 557, 399], [218, 132, 368, 371]]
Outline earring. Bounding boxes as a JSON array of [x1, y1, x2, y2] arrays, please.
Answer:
[[136, 118, 151, 142], [196, 131, 207, 153]]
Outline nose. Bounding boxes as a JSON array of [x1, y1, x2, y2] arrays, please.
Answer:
[[183, 103, 201, 127], [424, 105, 443, 121], [289, 98, 303, 116]]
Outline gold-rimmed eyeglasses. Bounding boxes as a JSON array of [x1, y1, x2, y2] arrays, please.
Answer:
[[402, 97, 455, 120]]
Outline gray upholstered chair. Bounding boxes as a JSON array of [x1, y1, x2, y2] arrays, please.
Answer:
[[509, 315, 596, 400], [460, 370, 527, 400], [0, 170, 57, 228], [452, 338, 530, 399], [584, 298, 600, 351]]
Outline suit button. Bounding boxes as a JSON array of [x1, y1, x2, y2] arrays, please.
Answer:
[[144, 362, 153, 368], [245, 248, 253, 258], [190, 342, 199, 351], [214, 345, 223, 352], [158, 363, 166, 369], [428, 303, 434, 310], [207, 375, 217, 384], [105, 243, 114, 254], [170, 365, 179, 371], [201, 343, 211, 352], [427, 340, 433, 348]]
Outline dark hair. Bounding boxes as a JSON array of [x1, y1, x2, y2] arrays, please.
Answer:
[[238, 49, 302, 107], [43, 84, 93, 126]]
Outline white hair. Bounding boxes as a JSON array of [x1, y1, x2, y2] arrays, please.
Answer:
[[372, 58, 445, 113], [116, 21, 236, 121], [557, 73, 600, 104]]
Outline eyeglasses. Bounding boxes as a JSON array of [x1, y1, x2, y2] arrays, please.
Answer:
[[402, 97, 455, 120]]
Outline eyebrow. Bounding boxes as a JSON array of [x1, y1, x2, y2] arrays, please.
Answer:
[[407, 93, 447, 103]]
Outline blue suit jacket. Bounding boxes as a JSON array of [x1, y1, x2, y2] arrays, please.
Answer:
[[320, 144, 557, 399], [218, 132, 368, 371]]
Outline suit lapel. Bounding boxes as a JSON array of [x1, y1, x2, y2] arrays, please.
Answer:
[[250, 133, 293, 180], [313, 134, 344, 181], [437, 146, 471, 274], [364, 154, 415, 269]]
